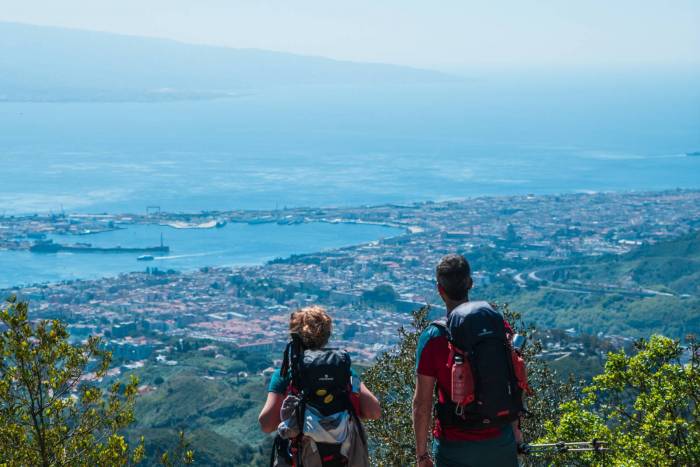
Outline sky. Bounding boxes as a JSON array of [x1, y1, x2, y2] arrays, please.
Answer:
[[1, 0, 699, 71]]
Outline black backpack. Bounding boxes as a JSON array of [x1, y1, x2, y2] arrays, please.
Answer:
[[272, 334, 365, 467], [432, 301, 526, 430]]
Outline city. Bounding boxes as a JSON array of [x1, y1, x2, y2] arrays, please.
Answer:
[[4, 189, 699, 368]]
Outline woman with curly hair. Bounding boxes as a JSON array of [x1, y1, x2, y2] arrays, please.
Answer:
[[258, 305, 381, 433]]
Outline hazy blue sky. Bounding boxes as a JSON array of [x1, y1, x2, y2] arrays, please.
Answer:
[[2, 0, 699, 71]]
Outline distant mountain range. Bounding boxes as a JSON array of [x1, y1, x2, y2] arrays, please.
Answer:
[[0, 22, 454, 102]]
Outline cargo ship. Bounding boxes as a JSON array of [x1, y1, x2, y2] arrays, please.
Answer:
[[30, 237, 169, 254]]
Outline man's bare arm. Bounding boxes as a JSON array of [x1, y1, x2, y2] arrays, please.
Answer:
[[413, 374, 436, 464]]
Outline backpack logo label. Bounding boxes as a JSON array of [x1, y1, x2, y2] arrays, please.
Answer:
[[478, 328, 493, 336], [319, 374, 334, 382]]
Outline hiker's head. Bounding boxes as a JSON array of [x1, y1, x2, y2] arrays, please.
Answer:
[[436, 254, 472, 305], [289, 305, 332, 349]]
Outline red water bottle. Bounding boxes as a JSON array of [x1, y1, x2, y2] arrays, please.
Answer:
[[451, 352, 474, 406], [511, 350, 532, 395]]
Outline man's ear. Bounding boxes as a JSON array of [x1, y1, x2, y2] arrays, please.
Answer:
[[466, 277, 473, 290], [437, 283, 446, 299]]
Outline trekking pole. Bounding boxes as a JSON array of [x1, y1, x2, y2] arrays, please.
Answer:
[[518, 439, 609, 456]]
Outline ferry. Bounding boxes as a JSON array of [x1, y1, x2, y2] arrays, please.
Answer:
[[137, 255, 155, 261], [30, 236, 169, 254]]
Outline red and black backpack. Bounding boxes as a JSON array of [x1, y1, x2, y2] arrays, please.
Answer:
[[431, 301, 531, 431]]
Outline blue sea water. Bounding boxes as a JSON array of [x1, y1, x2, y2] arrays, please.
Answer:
[[2, 74, 699, 215], [2, 73, 699, 286], [0, 222, 402, 288]]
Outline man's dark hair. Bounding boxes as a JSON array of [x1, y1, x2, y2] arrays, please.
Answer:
[[436, 254, 471, 301]]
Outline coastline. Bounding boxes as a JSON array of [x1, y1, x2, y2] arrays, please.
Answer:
[[2, 188, 699, 291], [0, 221, 403, 290]]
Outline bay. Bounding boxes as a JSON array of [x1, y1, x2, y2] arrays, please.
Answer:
[[2, 75, 699, 288], [0, 222, 403, 288]]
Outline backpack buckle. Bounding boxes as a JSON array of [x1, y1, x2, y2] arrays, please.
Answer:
[[455, 404, 465, 417]]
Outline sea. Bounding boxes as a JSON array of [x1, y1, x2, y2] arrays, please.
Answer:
[[2, 72, 699, 287]]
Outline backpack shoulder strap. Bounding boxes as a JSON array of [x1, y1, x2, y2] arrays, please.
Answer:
[[280, 343, 291, 379], [281, 334, 304, 392], [428, 319, 449, 337]]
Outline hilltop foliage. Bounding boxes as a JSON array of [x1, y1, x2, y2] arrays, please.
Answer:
[[0, 298, 196, 467], [0, 297, 144, 466], [542, 335, 700, 466]]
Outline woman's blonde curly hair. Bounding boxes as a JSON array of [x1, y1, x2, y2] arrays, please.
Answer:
[[289, 305, 332, 349]]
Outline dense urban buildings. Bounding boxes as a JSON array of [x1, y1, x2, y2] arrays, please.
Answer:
[[4, 189, 699, 366]]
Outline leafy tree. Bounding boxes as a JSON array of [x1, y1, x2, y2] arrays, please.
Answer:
[[0, 297, 195, 467], [362, 307, 429, 466], [362, 305, 576, 466], [159, 431, 195, 467], [0, 296, 144, 466], [541, 335, 700, 466], [500, 305, 579, 445]]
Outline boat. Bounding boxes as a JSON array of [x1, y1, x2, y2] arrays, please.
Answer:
[[29, 235, 169, 254], [137, 255, 155, 261], [29, 240, 61, 253], [215, 219, 227, 228], [687, 151, 700, 157]]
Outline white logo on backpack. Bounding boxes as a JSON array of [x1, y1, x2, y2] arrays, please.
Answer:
[[478, 328, 493, 336], [319, 374, 334, 382]]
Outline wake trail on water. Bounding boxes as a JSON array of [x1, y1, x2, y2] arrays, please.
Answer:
[[154, 251, 227, 260]]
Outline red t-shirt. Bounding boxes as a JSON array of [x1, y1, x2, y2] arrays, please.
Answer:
[[416, 322, 513, 441]]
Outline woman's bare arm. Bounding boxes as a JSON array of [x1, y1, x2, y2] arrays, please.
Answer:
[[359, 382, 381, 420], [258, 392, 284, 433]]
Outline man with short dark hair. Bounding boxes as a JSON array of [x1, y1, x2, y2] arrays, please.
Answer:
[[435, 254, 472, 302], [412, 254, 521, 467]]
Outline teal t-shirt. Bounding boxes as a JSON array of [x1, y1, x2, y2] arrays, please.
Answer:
[[415, 323, 446, 374], [268, 367, 360, 394]]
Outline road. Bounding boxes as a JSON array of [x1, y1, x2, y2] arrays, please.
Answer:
[[512, 265, 682, 298]]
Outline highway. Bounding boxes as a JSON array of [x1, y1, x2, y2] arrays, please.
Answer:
[[512, 265, 682, 298]]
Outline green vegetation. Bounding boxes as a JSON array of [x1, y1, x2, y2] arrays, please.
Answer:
[[0, 297, 144, 466], [479, 231, 700, 338], [361, 308, 427, 466], [362, 306, 699, 466], [124, 344, 272, 466], [503, 289, 699, 337], [610, 232, 699, 297], [0, 297, 198, 466], [542, 335, 700, 466]]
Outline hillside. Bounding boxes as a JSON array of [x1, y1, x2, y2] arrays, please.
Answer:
[[123, 342, 273, 466], [132, 372, 269, 466], [0, 22, 453, 101], [498, 231, 700, 337], [625, 231, 700, 295], [551, 230, 700, 297]]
